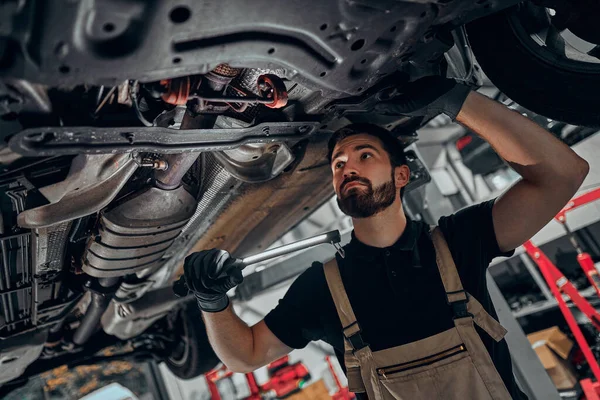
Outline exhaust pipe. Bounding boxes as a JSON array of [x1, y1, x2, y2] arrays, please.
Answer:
[[154, 112, 216, 190], [72, 277, 120, 346]]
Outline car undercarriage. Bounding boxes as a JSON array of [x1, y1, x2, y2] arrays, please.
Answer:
[[0, 0, 599, 395]]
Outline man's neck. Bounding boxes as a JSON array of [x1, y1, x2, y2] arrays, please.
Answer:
[[352, 200, 407, 248]]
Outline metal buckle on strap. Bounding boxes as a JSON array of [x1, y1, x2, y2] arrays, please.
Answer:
[[447, 290, 473, 320], [343, 322, 369, 351], [333, 241, 346, 259]]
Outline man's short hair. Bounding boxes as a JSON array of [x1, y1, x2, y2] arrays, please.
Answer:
[[327, 123, 409, 197], [327, 123, 408, 168]]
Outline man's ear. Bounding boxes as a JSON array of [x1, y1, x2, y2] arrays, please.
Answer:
[[394, 165, 411, 191]]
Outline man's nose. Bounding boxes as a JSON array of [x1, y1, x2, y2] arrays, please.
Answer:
[[343, 170, 357, 179], [342, 161, 359, 178]]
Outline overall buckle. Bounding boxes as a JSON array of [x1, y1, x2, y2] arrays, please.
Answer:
[[343, 321, 369, 351], [447, 290, 473, 320]]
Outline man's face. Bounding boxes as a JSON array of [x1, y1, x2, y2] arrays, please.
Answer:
[[330, 134, 399, 218]]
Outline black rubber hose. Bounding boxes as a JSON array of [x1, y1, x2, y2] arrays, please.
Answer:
[[72, 277, 119, 346]]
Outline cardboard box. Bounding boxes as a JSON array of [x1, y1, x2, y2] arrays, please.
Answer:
[[287, 380, 331, 400], [527, 326, 578, 390]]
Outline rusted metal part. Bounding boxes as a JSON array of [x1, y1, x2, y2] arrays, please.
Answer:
[[192, 73, 289, 108], [158, 64, 240, 106], [204, 65, 239, 92], [160, 76, 191, 105], [136, 158, 168, 170], [158, 66, 287, 111], [211, 63, 241, 77], [94, 86, 117, 114], [17, 155, 138, 229], [258, 74, 288, 108], [154, 111, 215, 190], [154, 152, 201, 190]]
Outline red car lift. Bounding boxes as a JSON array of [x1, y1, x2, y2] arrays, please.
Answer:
[[555, 188, 600, 298], [523, 187, 600, 399], [261, 356, 311, 398], [204, 356, 310, 399], [326, 355, 355, 400]]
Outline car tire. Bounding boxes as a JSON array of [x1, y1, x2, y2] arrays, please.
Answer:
[[165, 303, 220, 380], [467, 6, 600, 128]]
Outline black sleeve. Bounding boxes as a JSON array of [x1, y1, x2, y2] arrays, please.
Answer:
[[438, 199, 514, 293], [263, 262, 327, 349]]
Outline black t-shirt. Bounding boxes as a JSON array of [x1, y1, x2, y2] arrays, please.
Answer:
[[264, 200, 527, 399]]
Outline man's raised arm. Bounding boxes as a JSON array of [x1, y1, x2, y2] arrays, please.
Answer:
[[456, 91, 589, 252]]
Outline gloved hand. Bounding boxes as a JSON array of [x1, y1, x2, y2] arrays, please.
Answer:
[[183, 249, 244, 313], [374, 76, 471, 121]]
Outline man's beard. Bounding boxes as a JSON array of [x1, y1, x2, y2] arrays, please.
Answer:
[[336, 173, 397, 218]]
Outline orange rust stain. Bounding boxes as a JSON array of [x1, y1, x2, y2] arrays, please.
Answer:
[[78, 376, 99, 395]]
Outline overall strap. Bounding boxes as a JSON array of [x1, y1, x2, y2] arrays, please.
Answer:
[[323, 259, 368, 394], [430, 226, 507, 342]]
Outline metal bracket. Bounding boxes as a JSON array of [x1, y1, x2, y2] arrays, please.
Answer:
[[9, 122, 319, 157], [333, 241, 346, 259]]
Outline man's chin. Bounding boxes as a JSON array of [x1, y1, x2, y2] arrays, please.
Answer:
[[338, 196, 372, 218], [343, 206, 387, 219], [342, 184, 368, 197], [337, 177, 397, 219], [337, 195, 395, 219]]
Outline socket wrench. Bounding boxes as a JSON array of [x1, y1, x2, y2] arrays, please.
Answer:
[[173, 230, 344, 297]]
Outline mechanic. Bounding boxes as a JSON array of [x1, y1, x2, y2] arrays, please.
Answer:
[[182, 77, 590, 399]]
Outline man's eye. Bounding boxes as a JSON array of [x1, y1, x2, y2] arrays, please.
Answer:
[[335, 161, 344, 169], [361, 153, 372, 160]]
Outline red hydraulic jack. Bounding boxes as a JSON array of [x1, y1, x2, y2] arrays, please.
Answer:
[[204, 356, 310, 399], [523, 187, 600, 399], [326, 356, 355, 400], [555, 188, 600, 298]]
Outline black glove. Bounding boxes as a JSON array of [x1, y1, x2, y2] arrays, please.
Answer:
[[374, 76, 471, 121], [183, 249, 244, 313]]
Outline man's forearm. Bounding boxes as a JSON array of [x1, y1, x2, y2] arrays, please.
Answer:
[[202, 303, 256, 373], [456, 91, 589, 186], [455, 91, 589, 251]]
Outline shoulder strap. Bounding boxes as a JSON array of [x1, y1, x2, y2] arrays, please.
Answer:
[[430, 226, 507, 342], [323, 259, 368, 350], [430, 226, 468, 303], [323, 259, 357, 327], [431, 226, 467, 303], [323, 259, 367, 393]]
